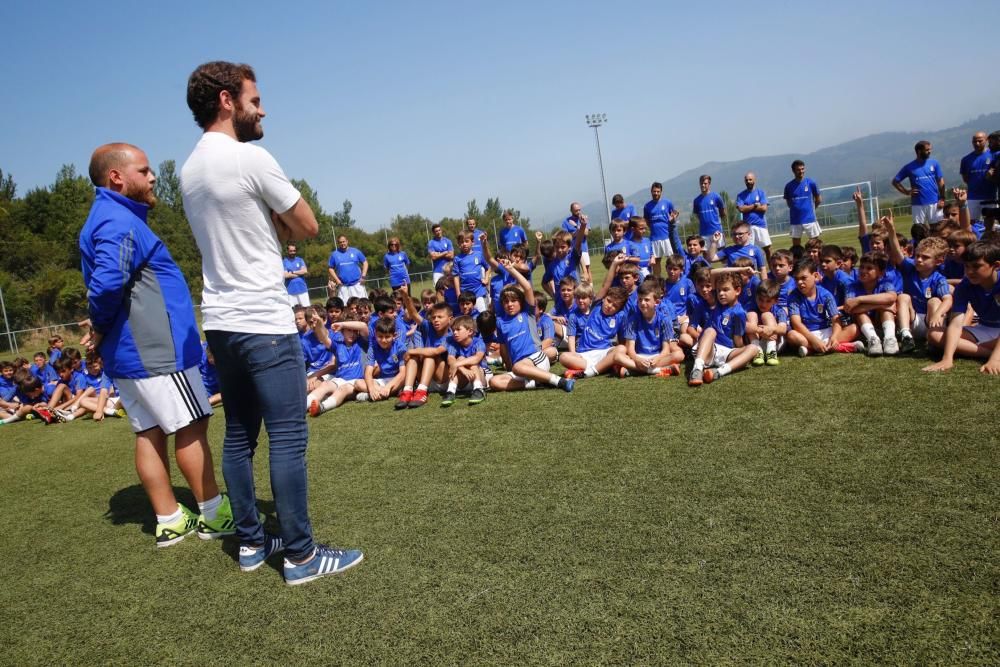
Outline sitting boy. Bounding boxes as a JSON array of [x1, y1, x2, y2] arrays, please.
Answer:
[[397, 300, 453, 409], [361, 317, 408, 401], [688, 272, 758, 385], [613, 281, 683, 377], [441, 315, 488, 406], [747, 279, 789, 366], [560, 281, 629, 379], [843, 252, 898, 356], [308, 319, 369, 415], [786, 259, 855, 357]]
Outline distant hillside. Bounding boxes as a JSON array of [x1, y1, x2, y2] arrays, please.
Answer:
[[574, 112, 1000, 223]]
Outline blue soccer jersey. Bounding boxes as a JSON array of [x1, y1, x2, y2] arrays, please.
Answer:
[[683, 253, 711, 277], [961, 149, 996, 201], [283, 256, 308, 295], [537, 312, 556, 343], [562, 215, 589, 253], [820, 269, 853, 306], [30, 362, 58, 385], [499, 225, 528, 252], [383, 251, 411, 288], [447, 335, 487, 369], [415, 320, 450, 351], [951, 278, 1000, 327], [939, 259, 964, 281], [739, 274, 761, 311], [333, 341, 364, 381], [693, 192, 725, 237], [0, 377, 16, 402], [644, 199, 677, 242], [626, 306, 677, 354], [894, 158, 943, 206], [496, 310, 541, 363], [611, 203, 636, 221], [84, 369, 114, 392], [664, 277, 695, 318], [627, 237, 653, 270], [569, 303, 627, 352], [454, 251, 487, 297], [300, 331, 333, 373], [845, 277, 896, 300], [736, 187, 768, 228], [553, 297, 578, 320], [366, 338, 407, 377], [749, 300, 790, 327], [545, 249, 582, 287], [694, 302, 746, 348], [427, 237, 454, 274], [718, 243, 766, 270], [69, 370, 88, 394], [784, 177, 820, 225], [328, 248, 366, 285], [788, 285, 838, 331], [896, 259, 950, 314], [604, 239, 629, 256]]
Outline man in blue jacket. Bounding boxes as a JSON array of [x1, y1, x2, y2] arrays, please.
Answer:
[[80, 142, 232, 548]]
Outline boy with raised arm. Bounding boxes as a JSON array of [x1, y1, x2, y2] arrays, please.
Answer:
[[307, 318, 368, 416], [541, 220, 588, 297], [560, 264, 630, 379], [706, 224, 767, 279], [396, 295, 452, 409]]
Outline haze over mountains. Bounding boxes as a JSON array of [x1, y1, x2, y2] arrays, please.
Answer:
[[570, 112, 1000, 225]]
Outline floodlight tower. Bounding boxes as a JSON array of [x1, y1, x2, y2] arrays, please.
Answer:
[[585, 113, 612, 226]]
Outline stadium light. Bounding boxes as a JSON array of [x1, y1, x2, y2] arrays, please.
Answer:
[[585, 114, 612, 226]]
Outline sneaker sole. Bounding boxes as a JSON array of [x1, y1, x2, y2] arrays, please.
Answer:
[[156, 530, 195, 548], [240, 560, 267, 573], [197, 528, 236, 540], [285, 553, 364, 586]]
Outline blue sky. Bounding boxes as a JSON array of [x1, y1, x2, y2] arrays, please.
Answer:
[[3, 1, 997, 230]]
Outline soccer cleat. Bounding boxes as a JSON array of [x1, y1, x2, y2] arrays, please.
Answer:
[[468, 388, 486, 405], [394, 390, 413, 410], [407, 389, 428, 408], [752, 348, 765, 366], [563, 369, 584, 380], [883, 335, 899, 356], [656, 364, 681, 378], [156, 504, 198, 548], [688, 367, 704, 386], [703, 369, 716, 384], [899, 334, 916, 354], [440, 392, 456, 407], [867, 337, 883, 357], [54, 408, 73, 423], [765, 350, 780, 366], [833, 341, 855, 354], [558, 377, 575, 392], [308, 400, 322, 418], [239, 533, 284, 572], [283, 544, 364, 586], [32, 407, 55, 425], [197, 494, 236, 540], [797, 346, 808, 358]]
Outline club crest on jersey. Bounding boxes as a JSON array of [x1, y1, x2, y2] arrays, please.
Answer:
[[925, 287, 932, 299], [817, 304, 824, 313], [722, 316, 730, 326], [679, 288, 686, 296]]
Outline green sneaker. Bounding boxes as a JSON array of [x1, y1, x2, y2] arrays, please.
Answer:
[[752, 348, 765, 366], [765, 350, 780, 366], [440, 392, 456, 407], [197, 494, 237, 540], [156, 504, 198, 548]]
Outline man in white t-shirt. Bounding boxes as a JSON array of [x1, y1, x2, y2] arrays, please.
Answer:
[[181, 61, 362, 585]]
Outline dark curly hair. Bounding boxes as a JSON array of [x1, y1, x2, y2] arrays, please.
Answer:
[[186, 61, 256, 130]]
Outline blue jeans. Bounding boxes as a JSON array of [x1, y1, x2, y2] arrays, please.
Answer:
[[668, 223, 683, 259], [205, 331, 314, 560]]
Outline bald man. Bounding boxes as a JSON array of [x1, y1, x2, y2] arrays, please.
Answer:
[[563, 202, 591, 283], [961, 131, 996, 221], [79, 143, 232, 548], [735, 172, 771, 261]]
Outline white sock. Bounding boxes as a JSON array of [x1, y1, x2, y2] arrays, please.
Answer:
[[472, 379, 483, 390], [646, 366, 658, 375], [584, 365, 598, 378], [861, 323, 877, 341], [717, 363, 732, 377], [320, 395, 338, 412], [524, 380, 536, 389], [157, 505, 183, 526], [403, 385, 413, 393], [547, 375, 560, 387], [900, 327, 912, 338], [446, 381, 458, 394], [1, 414, 23, 424], [766, 340, 776, 353], [198, 494, 223, 520], [103, 405, 116, 416], [693, 358, 705, 371], [62, 411, 76, 421], [883, 321, 896, 339], [417, 383, 427, 392]]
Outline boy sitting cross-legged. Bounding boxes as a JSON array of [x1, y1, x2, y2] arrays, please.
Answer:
[[843, 252, 899, 356], [307, 318, 369, 416], [786, 258, 855, 357], [613, 280, 684, 378], [440, 315, 489, 406], [362, 317, 408, 402], [747, 279, 790, 366], [688, 271, 759, 385], [560, 257, 630, 379]]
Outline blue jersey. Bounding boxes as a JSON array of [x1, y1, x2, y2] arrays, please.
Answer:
[[845, 277, 896, 300], [536, 312, 556, 343], [30, 362, 58, 385], [198, 343, 220, 395], [684, 253, 711, 277], [333, 341, 364, 381], [644, 199, 677, 242], [300, 330, 333, 373], [664, 277, 695, 317], [365, 338, 407, 377], [896, 259, 950, 314], [15, 384, 53, 405], [940, 258, 964, 281], [0, 377, 16, 402], [718, 243, 766, 270], [328, 247, 366, 285], [544, 249, 581, 287], [626, 306, 677, 354], [775, 275, 796, 317], [611, 204, 636, 221], [562, 215, 589, 253], [627, 237, 652, 270], [84, 369, 114, 392], [568, 303, 627, 352], [789, 285, 839, 331], [961, 149, 996, 201], [553, 298, 578, 320], [739, 274, 761, 311], [79, 188, 202, 379], [820, 270, 853, 306], [382, 251, 411, 288], [604, 239, 629, 256], [952, 277, 1000, 327], [736, 187, 768, 228], [496, 310, 541, 363], [283, 256, 308, 295], [499, 225, 528, 252], [783, 177, 820, 226], [69, 370, 88, 394], [693, 192, 725, 237], [749, 300, 790, 328], [695, 302, 746, 348], [427, 237, 454, 273], [454, 251, 487, 297], [415, 319, 450, 351], [447, 335, 487, 369], [894, 158, 943, 206], [48, 349, 62, 365]]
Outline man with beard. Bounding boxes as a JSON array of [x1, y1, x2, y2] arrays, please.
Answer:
[[736, 172, 771, 262], [283, 243, 310, 307], [79, 143, 233, 548], [961, 132, 996, 221], [181, 61, 363, 585]]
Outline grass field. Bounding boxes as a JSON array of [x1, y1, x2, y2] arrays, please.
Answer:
[[3, 222, 998, 664]]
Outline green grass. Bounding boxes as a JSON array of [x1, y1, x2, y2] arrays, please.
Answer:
[[1, 348, 997, 664]]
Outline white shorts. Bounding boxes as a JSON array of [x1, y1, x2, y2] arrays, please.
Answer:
[[432, 271, 445, 285], [509, 350, 551, 382], [750, 225, 772, 247], [651, 239, 674, 259], [811, 326, 833, 344], [912, 204, 942, 226], [115, 367, 212, 435], [967, 200, 986, 221], [288, 292, 310, 308], [639, 266, 651, 280], [693, 342, 733, 367], [580, 251, 591, 267], [577, 347, 613, 367], [338, 283, 367, 301], [790, 221, 822, 239], [964, 324, 1000, 344], [328, 377, 356, 389], [474, 296, 488, 313], [912, 312, 927, 339]]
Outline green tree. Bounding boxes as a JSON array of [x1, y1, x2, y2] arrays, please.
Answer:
[[330, 199, 356, 238], [154, 160, 183, 211], [465, 199, 481, 222], [0, 168, 15, 202]]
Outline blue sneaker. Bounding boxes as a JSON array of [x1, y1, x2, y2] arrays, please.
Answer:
[[239, 534, 284, 572], [283, 544, 364, 586]]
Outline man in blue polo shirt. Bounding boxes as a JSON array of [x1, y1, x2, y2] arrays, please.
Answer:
[[498, 210, 527, 252], [783, 160, 822, 247], [283, 243, 309, 307], [327, 234, 368, 301], [693, 174, 727, 243], [893, 140, 945, 227], [960, 132, 996, 221], [644, 182, 680, 279], [427, 223, 454, 284], [563, 202, 592, 284], [736, 172, 770, 262]]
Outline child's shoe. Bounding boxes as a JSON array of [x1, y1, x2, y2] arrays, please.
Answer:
[[899, 334, 916, 354], [440, 392, 456, 407], [563, 369, 584, 380], [155, 504, 198, 548], [557, 377, 575, 392], [468, 388, 486, 405], [656, 365, 681, 377], [308, 400, 322, 417], [752, 348, 765, 366], [407, 389, 428, 408], [883, 335, 899, 356], [703, 369, 717, 384], [797, 346, 808, 357], [765, 350, 780, 366], [197, 494, 236, 540], [688, 367, 704, 386], [867, 337, 883, 357], [394, 390, 413, 410]]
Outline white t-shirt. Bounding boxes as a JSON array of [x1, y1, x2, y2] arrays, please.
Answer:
[[180, 132, 302, 334]]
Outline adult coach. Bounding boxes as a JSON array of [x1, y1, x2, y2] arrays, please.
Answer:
[[692, 174, 727, 242], [80, 143, 232, 548], [736, 172, 770, 262], [893, 140, 945, 227], [564, 202, 592, 284], [644, 182, 679, 279], [960, 132, 996, 221], [327, 234, 368, 300], [783, 160, 822, 247], [283, 243, 309, 307], [181, 61, 362, 584], [427, 222, 454, 284]]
